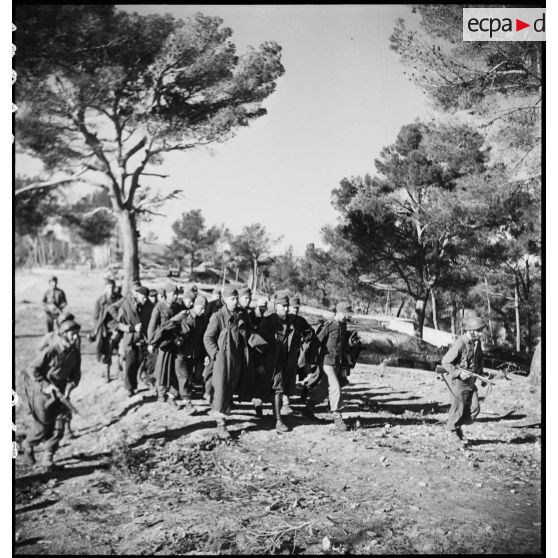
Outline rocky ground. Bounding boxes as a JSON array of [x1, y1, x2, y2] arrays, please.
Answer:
[[14, 269, 542, 555]]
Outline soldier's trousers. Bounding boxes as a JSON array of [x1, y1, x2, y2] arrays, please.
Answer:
[[307, 364, 343, 412], [25, 399, 66, 455], [175, 355, 203, 399], [46, 313, 56, 333], [124, 347, 142, 393], [446, 380, 480, 431]]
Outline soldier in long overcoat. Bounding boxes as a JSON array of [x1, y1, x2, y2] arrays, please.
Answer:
[[203, 285, 248, 438], [91, 278, 121, 382], [42, 276, 67, 333]]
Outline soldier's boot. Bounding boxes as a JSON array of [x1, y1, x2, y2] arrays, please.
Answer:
[[40, 451, 61, 473], [182, 398, 196, 415], [332, 412, 348, 432], [301, 403, 318, 421], [281, 395, 294, 416], [167, 393, 179, 408], [22, 443, 36, 466], [215, 419, 231, 440], [274, 393, 290, 433], [455, 427, 469, 446], [252, 398, 264, 418]]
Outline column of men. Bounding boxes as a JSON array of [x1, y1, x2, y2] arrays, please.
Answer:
[[23, 276, 363, 469]]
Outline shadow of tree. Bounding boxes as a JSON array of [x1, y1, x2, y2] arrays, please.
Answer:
[[16, 498, 58, 514]]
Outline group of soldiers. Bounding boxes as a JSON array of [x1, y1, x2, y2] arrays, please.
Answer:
[[21, 275, 490, 472], [21, 276, 363, 470]]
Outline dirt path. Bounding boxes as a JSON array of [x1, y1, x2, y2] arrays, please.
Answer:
[[15, 357, 541, 555]]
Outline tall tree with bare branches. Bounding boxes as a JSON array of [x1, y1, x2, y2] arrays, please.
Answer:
[[15, 6, 284, 288]]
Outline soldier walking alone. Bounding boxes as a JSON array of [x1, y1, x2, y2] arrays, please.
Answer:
[[42, 276, 67, 333], [441, 316, 488, 445]]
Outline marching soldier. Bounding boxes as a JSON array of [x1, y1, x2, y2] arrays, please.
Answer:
[[147, 282, 183, 399], [201, 286, 223, 399], [172, 295, 210, 407], [42, 276, 67, 333], [117, 286, 154, 397], [22, 319, 82, 471], [254, 296, 269, 327], [91, 278, 121, 383], [257, 292, 303, 432], [303, 301, 355, 431], [441, 316, 488, 445], [203, 285, 247, 438]]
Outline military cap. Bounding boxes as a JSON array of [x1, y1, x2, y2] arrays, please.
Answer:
[[336, 301, 354, 314], [58, 311, 75, 325], [182, 289, 197, 302], [164, 281, 179, 294], [222, 285, 238, 298], [464, 316, 486, 331], [148, 289, 158, 297], [134, 286, 149, 297], [290, 296, 301, 308], [194, 295, 208, 306], [238, 285, 252, 297], [59, 320, 81, 334], [275, 293, 289, 306]]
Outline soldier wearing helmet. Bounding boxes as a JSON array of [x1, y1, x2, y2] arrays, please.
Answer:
[[441, 316, 488, 445], [22, 320, 82, 472]]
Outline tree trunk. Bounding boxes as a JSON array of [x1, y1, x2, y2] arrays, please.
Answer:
[[430, 290, 439, 330], [117, 209, 140, 292], [529, 340, 541, 387], [396, 298, 405, 318], [251, 258, 258, 291], [413, 296, 428, 339]]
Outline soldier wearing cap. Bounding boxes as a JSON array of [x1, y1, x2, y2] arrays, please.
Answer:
[[441, 316, 488, 445], [203, 285, 248, 438], [147, 282, 184, 404], [254, 297, 269, 327], [169, 294, 210, 410], [91, 278, 122, 383], [256, 292, 304, 432], [304, 301, 354, 431], [148, 289, 158, 306], [22, 319, 82, 471], [42, 276, 67, 333], [117, 286, 154, 397]]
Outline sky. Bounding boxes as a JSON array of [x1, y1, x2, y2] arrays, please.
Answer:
[[117, 5, 431, 254]]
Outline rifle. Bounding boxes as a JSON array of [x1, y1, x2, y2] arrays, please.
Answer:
[[436, 365, 496, 386], [46, 381, 81, 416]]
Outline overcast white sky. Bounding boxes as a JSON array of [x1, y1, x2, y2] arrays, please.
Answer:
[[118, 5, 430, 254]]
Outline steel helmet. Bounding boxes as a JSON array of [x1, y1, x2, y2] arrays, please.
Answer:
[[464, 317, 486, 331]]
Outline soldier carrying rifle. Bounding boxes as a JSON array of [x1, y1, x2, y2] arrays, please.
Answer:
[[22, 319, 82, 472], [440, 316, 490, 446]]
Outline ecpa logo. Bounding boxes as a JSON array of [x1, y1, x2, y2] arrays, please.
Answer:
[[463, 8, 545, 42]]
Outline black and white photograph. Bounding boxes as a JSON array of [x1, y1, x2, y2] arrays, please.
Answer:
[[13, 3, 544, 555]]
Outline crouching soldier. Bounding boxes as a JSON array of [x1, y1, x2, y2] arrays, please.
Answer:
[[22, 320, 81, 471], [442, 316, 487, 445]]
